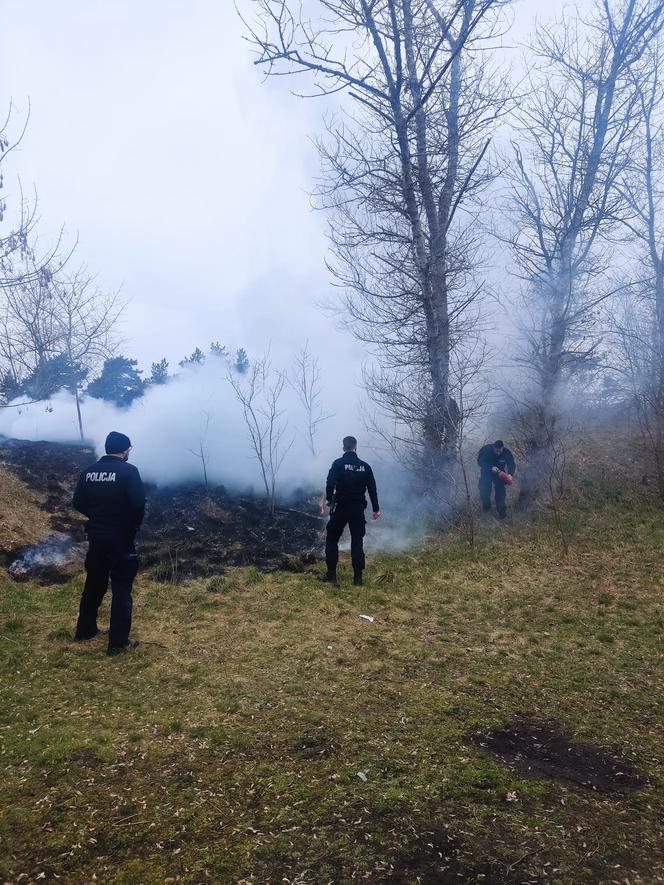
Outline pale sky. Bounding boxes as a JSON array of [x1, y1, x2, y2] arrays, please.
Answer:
[[0, 0, 564, 376]]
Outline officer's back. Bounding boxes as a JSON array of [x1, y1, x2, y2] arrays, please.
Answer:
[[327, 450, 378, 509], [73, 450, 145, 542], [72, 431, 145, 656], [321, 436, 380, 587]]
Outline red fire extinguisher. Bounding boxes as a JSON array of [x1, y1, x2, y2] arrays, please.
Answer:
[[498, 470, 513, 486]]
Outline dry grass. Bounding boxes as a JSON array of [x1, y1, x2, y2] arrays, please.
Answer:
[[0, 465, 50, 554]]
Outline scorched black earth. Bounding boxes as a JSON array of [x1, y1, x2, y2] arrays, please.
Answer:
[[0, 438, 324, 579], [136, 484, 324, 578], [0, 437, 93, 524]]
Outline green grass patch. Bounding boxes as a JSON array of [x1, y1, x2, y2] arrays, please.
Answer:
[[0, 502, 663, 882]]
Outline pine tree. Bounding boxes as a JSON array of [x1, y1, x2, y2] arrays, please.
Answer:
[[234, 348, 249, 375], [21, 354, 88, 401], [209, 341, 229, 359], [149, 358, 169, 385], [87, 356, 144, 406], [0, 370, 21, 404], [179, 347, 205, 368]]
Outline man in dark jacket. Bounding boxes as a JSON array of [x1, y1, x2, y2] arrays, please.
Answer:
[[73, 431, 145, 656], [320, 436, 380, 586], [477, 439, 516, 519]]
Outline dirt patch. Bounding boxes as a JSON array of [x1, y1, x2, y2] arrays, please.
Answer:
[[292, 729, 337, 759], [387, 827, 474, 883], [264, 824, 531, 884], [68, 747, 105, 767], [475, 714, 645, 794], [384, 824, 535, 884]]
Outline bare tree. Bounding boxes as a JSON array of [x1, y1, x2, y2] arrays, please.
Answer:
[[243, 0, 511, 495], [616, 299, 664, 492], [611, 40, 664, 494], [188, 410, 213, 491], [0, 262, 122, 436], [291, 341, 332, 457], [506, 0, 664, 507], [0, 107, 83, 410], [227, 357, 293, 515], [545, 423, 571, 559], [0, 104, 72, 295], [51, 271, 123, 438], [0, 104, 33, 283], [0, 263, 60, 391]]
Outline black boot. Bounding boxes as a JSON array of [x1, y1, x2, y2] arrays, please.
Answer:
[[74, 627, 108, 641], [353, 571, 363, 586], [107, 638, 139, 657], [318, 571, 338, 586]]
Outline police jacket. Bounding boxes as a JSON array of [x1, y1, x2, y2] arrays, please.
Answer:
[[477, 444, 516, 477], [73, 455, 146, 541], [326, 451, 379, 511]]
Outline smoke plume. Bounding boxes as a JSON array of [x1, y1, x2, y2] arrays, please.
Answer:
[[0, 357, 379, 494]]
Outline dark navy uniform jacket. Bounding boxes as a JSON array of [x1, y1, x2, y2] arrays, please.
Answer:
[[477, 444, 516, 477], [326, 451, 379, 511], [73, 455, 146, 542]]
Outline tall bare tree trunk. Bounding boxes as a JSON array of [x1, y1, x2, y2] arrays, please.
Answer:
[[245, 0, 504, 501], [652, 265, 664, 495], [74, 385, 85, 442]]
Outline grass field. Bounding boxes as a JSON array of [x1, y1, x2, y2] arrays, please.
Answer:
[[1, 495, 663, 883]]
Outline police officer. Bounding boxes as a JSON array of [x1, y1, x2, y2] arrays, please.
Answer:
[[320, 436, 380, 586], [72, 431, 145, 656], [477, 439, 516, 519]]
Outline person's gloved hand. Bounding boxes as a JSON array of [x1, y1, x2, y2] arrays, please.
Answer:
[[491, 466, 499, 474]]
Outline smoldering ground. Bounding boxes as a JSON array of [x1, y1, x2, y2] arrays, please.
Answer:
[[0, 356, 434, 561], [0, 355, 351, 490]]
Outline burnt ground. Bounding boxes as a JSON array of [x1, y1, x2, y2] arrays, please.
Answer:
[[0, 438, 92, 578], [0, 437, 93, 535], [475, 714, 646, 794], [0, 437, 325, 579], [139, 484, 324, 579]]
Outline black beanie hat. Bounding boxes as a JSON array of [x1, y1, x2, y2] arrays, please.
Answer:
[[105, 431, 131, 454], [494, 439, 504, 449]]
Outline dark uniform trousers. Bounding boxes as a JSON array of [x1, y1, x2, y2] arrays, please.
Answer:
[[325, 503, 366, 575], [479, 474, 507, 517], [75, 537, 139, 649]]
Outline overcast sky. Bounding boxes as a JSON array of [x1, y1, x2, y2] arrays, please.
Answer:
[[0, 0, 564, 376]]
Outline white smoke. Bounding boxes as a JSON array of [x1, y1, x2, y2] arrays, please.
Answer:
[[0, 355, 445, 556], [8, 532, 86, 577], [0, 355, 385, 495]]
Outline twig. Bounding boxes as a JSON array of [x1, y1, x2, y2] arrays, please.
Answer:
[[276, 507, 323, 521], [111, 813, 143, 827], [506, 847, 543, 873]]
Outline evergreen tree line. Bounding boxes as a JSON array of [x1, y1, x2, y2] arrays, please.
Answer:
[[1, 343, 250, 408]]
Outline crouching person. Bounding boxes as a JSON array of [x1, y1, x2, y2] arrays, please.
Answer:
[[477, 438, 516, 520], [73, 432, 145, 656]]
